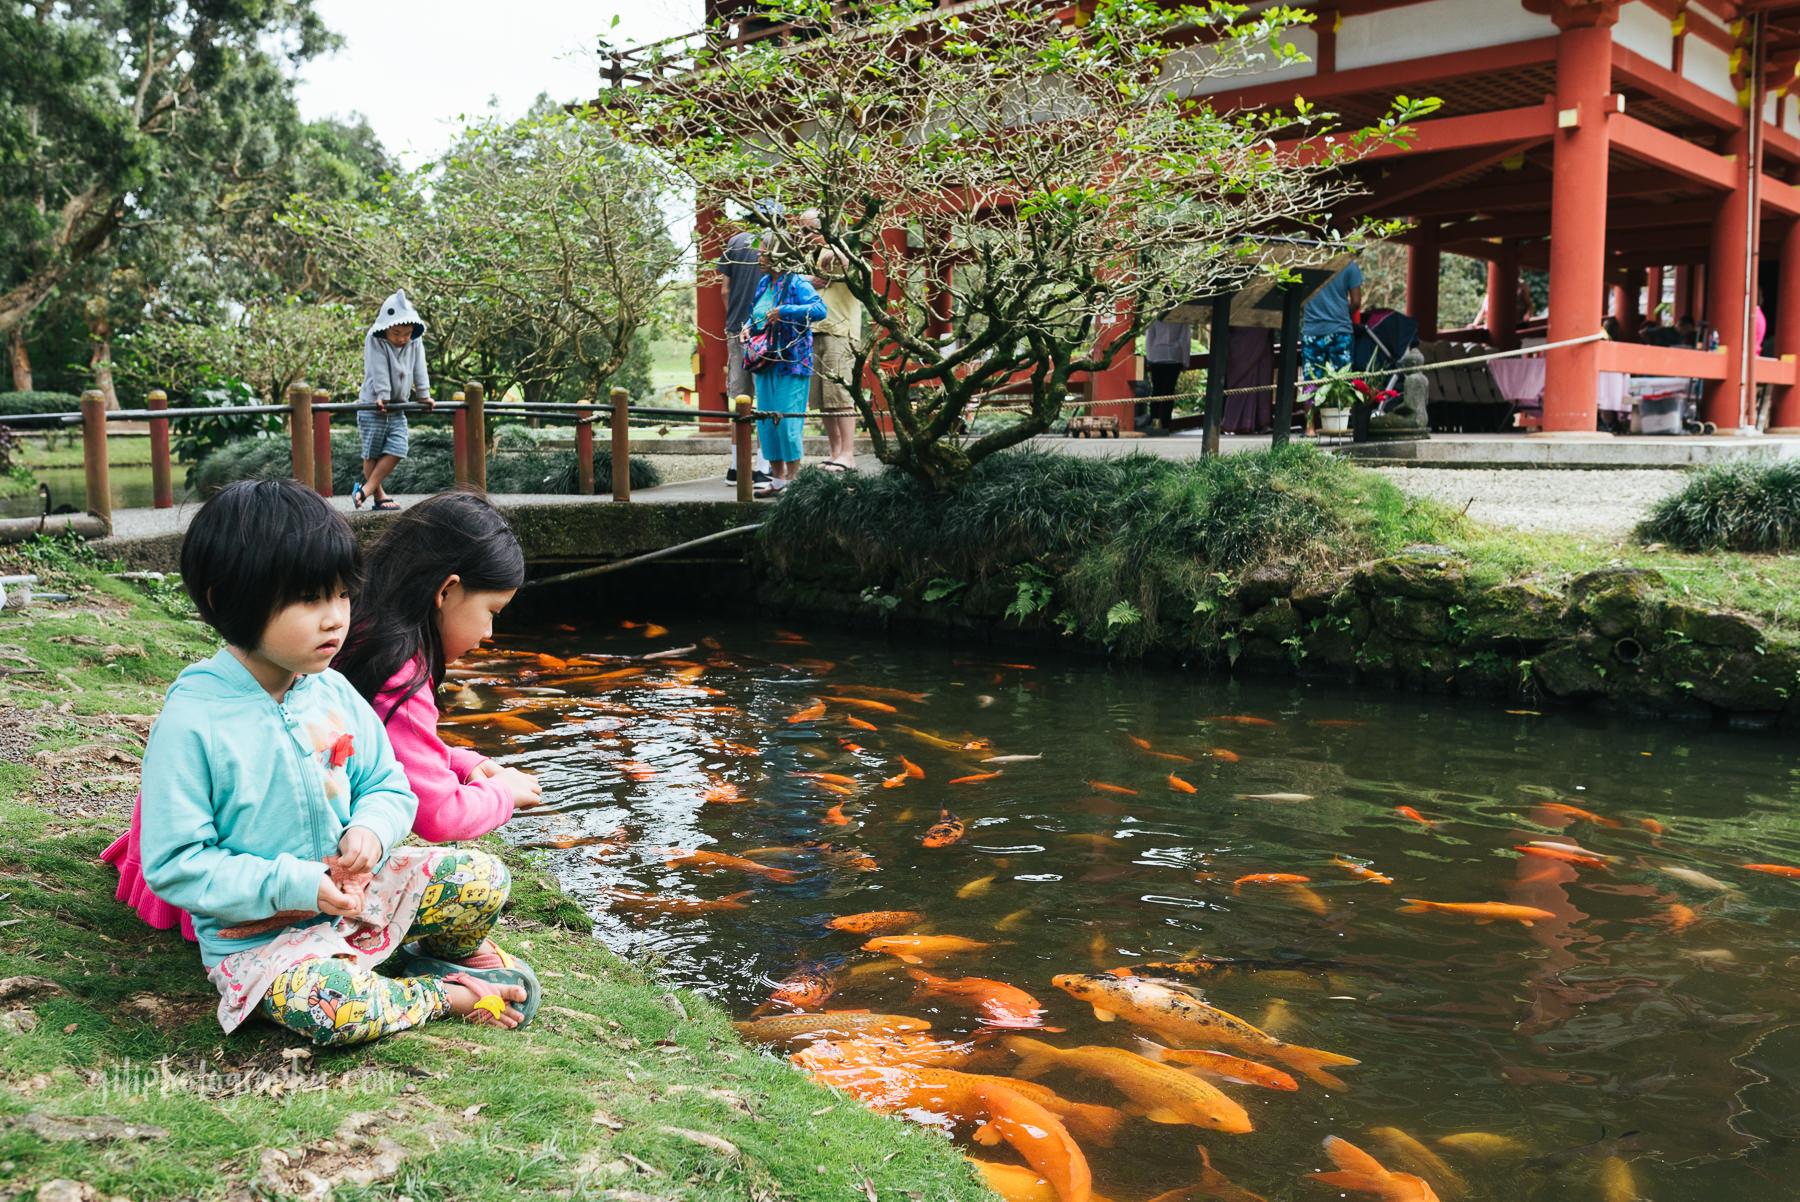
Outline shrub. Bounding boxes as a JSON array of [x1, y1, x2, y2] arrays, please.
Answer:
[[191, 429, 660, 498], [762, 444, 1454, 655], [0, 391, 83, 418], [1639, 461, 1800, 552]]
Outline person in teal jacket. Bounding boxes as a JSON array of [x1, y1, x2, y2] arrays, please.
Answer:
[[139, 479, 541, 1044]]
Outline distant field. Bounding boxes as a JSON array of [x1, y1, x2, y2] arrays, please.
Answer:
[[648, 336, 695, 398]]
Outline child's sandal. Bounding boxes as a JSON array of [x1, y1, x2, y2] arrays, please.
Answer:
[[350, 481, 366, 509], [413, 958, 541, 1029]]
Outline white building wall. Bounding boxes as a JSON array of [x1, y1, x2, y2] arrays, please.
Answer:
[[1337, 0, 1555, 72], [1681, 34, 1735, 103], [1613, 2, 1673, 68], [1170, 27, 1317, 99]]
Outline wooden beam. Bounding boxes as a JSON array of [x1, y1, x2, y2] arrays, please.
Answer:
[[1337, 141, 1547, 219], [1594, 341, 1733, 378], [1444, 198, 1722, 242], [1610, 43, 1744, 132], [1402, 168, 1692, 220], [1280, 104, 1556, 167], [1608, 113, 1738, 189]]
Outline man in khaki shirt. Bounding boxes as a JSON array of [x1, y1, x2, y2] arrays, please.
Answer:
[[800, 209, 863, 471]]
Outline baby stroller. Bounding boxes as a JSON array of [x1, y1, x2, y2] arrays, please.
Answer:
[[1353, 308, 1420, 392]]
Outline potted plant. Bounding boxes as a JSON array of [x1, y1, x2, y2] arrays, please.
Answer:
[[1308, 372, 1362, 432]]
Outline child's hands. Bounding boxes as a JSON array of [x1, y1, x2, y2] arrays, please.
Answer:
[[500, 767, 542, 810], [317, 873, 364, 917], [333, 826, 384, 875], [472, 758, 502, 780]]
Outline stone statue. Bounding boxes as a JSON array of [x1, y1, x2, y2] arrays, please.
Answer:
[[1369, 346, 1428, 433]]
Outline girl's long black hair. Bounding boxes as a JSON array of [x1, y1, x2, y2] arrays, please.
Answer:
[[334, 491, 526, 720]]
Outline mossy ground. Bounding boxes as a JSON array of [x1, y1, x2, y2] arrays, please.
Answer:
[[0, 543, 992, 1202]]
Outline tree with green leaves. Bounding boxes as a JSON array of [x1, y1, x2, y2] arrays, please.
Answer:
[[288, 105, 684, 405], [0, 0, 339, 361], [611, 0, 1435, 486]]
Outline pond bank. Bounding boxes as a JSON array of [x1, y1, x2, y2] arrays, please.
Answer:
[[0, 553, 990, 1201]]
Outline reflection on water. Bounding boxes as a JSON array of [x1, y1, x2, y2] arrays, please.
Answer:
[[0, 466, 179, 518], [454, 617, 1800, 1201]]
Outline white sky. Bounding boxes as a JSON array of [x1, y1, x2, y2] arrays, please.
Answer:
[[294, 0, 701, 170]]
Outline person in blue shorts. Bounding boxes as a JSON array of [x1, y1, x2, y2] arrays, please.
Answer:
[[1299, 260, 1363, 431], [354, 290, 433, 511]]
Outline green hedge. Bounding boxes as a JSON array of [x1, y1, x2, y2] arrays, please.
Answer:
[[0, 391, 83, 417], [191, 428, 662, 498], [1639, 460, 1800, 552]]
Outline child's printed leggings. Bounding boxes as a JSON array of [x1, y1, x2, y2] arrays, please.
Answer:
[[257, 850, 509, 1046]]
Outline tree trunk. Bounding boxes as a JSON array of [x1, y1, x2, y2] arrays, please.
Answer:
[[6, 328, 30, 393], [87, 300, 118, 410]]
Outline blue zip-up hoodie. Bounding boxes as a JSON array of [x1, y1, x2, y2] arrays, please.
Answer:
[[139, 648, 419, 967]]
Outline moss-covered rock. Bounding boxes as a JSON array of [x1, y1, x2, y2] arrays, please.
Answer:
[[1462, 581, 1567, 647], [1566, 567, 1663, 638], [1533, 635, 1610, 698], [1240, 598, 1301, 643], [1354, 555, 1467, 603], [1371, 596, 1451, 643], [1235, 562, 1299, 610], [1654, 602, 1764, 650]]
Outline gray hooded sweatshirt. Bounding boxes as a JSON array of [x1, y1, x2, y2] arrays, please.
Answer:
[[359, 289, 432, 407]]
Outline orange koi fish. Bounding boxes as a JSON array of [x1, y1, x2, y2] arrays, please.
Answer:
[[908, 968, 1049, 1029], [772, 630, 809, 643], [767, 962, 838, 1010], [1209, 748, 1240, 763], [881, 769, 911, 788], [733, 1011, 930, 1045], [1395, 806, 1437, 829], [949, 772, 1002, 784], [971, 1159, 1076, 1202], [702, 781, 745, 804], [896, 725, 990, 753], [600, 888, 753, 915], [787, 698, 827, 724], [810, 1065, 1090, 1202], [821, 804, 850, 826], [744, 840, 878, 871], [807, 781, 856, 797], [1005, 1036, 1253, 1134], [1148, 750, 1195, 763], [619, 620, 640, 629], [863, 935, 999, 964], [615, 759, 658, 782], [828, 684, 929, 703], [1308, 1136, 1441, 1202], [1661, 903, 1699, 933], [1087, 781, 1139, 795], [437, 713, 543, 734], [838, 740, 865, 753], [711, 738, 761, 757], [1399, 899, 1556, 926], [1332, 856, 1394, 885], [1233, 873, 1312, 893], [1312, 719, 1370, 728], [824, 910, 925, 935], [1368, 1126, 1468, 1197], [1128, 736, 1153, 750], [791, 1031, 1000, 1074], [830, 696, 899, 713], [922, 808, 967, 848], [1145, 1145, 1272, 1202], [1209, 715, 1275, 727], [1168, 774, 1197, 794], [1515, 845, 1610, 871], [664, 850, 801, 883], [1744, 862, 1800, 878], [902, 756, 926, 778], [1133, 1040, 1299, 1091], [1637, 817, 1666, 834], [844, 716, 879, 731], [643, 623, 669, 638], [1049, 973, 1359, 1089], [1535, 801, 1622, 827], [440, 732, 476, 748], [533, 654, 568, 671]]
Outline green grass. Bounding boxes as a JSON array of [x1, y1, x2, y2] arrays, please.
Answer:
[[762, 444, 1460, 655], [0, 558, 993, 1202], [1637, 460, 1800, 553]]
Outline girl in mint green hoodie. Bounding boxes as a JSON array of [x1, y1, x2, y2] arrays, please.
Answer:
[[138, 479, 540, 1044]]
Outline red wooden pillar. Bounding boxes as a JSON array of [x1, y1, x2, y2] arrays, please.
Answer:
[[1614, 273, 1642, 340], [1089, 296, 1138, 425], [147, 389, 172, 509], [1645, 265, 1664, 324], [1407, 219, 1440, 339], [1770, 219, 1800, 430], [1673, 265, 1693, 323], [863, 227, 911, 435], [696, 202, 729, 433], [1542, 2, 1618, 434], [1704, 126, 1750, 428], [1487, 241, 1521, 350]]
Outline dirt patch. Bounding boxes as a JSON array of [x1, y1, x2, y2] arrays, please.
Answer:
[[239, 1103, 464, 1202], [1, 703, 144, 819]]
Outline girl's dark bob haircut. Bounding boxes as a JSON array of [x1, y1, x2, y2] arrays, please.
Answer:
[[180, 479, 359, 649]]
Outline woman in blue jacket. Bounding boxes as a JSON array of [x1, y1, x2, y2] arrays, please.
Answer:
[[744, 244, 827, 497]]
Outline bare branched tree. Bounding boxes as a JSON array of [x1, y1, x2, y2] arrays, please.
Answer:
[[611, 0, 1434, 485]]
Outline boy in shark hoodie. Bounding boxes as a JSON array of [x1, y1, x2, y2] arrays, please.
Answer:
[[354, 289, 433, 511]]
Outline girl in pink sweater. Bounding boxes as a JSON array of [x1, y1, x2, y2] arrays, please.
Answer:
[[106, 492, 541, 947]]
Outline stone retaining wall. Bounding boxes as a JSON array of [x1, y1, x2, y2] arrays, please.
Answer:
[[760, 550, 1800, 730]]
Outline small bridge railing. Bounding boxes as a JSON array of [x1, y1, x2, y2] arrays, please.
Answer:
[[4, 385, 766, 536]]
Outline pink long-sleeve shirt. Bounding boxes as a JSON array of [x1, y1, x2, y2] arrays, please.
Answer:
[[377, 658, 514, 843]]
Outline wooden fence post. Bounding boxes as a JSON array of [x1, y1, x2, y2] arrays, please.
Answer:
[[452, 390, 469, 490], [287, 382, 313, 487], [576, 400, 595, 495], [610, 386, 630, 502], [312, 388, 332, 496], [80, 389, 111, 535], [147, 389, 172, 509], [734, 393, 754, 504], [465, 381, 487, 492]]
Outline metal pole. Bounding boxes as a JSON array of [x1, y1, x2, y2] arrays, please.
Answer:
[[147, 389, 172, 509], [466, 382, 488, 493], [312, 388, 332, 496], [610, 386, 630, 502], [1271, 283, 1304, 446], [576, 400, 595, 495], [734, 394, 755, 503], [80, 390, 111, 535], [286, 381, 313, 487], [1203, 291, 1234, 456], [452, 390, 469, 489]]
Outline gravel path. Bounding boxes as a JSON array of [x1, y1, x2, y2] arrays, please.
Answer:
[[1373, 467, 1692, 537]]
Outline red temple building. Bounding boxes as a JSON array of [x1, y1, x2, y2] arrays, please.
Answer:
[[653, 0, 1800, 436]]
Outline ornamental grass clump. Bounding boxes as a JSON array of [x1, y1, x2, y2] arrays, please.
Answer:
[[1638, 461, 1800, 552], [764, 445, 1452, 656]]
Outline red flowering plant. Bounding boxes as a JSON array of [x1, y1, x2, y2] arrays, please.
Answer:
[[1309, 370, 1366, 411]]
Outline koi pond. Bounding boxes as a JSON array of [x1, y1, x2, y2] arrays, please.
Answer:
[[451, 615, 1800, 1202]]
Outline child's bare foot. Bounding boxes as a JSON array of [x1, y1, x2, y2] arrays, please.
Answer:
[[443, 978, 529, 1028]]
